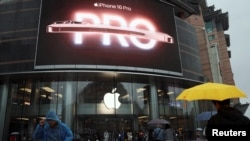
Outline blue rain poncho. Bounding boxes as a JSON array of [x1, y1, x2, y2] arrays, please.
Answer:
[[153, 127, 166, 141], [32, 110, 73, 141]]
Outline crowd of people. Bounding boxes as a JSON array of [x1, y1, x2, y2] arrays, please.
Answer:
[[31, 112, 180, 141], [32, 99, 250, 141]]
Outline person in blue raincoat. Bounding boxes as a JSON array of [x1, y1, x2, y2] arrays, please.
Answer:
[[153, 124, 166, 141], [32, 110, 73, 141]]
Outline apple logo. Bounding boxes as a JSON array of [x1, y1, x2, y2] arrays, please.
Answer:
[[94, 3, 98, 7], [104, 88, 121, 109]]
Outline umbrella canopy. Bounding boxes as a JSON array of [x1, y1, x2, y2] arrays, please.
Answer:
[[176, 82, 247, 101], [196, 111, 217, 121], [234, 103, 250, 114], [148, 119, 170, 125]]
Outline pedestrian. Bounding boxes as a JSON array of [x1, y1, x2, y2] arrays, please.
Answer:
[[104, 130, 109, 141], [205, 99, 250, 140], [148, 129, 154, 141], [164, 124, 176, 141], [138, 130, 145, 141], [118, 129, 125, 141], [153, 124, 166, 141], [127, 129, 133, 141], [32, 110, 73, 141]]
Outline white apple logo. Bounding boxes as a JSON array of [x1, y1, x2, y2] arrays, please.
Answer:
[[94, 3, 98, 7], [104, 88, 121, 109]]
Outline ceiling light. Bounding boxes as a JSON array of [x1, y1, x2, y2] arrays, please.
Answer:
[[136, 88, 146, 93], [138, 116, 148, 119], [16, 117, 29, 121], [47, 96, 53, 100], [19, 88, 32, 93], [24, 101, 30, 105], [41, 87, 55, 93], [55, 93, 63, 98], [167, 91, 174, 95], [41, 94, 46, 98], [121, 94, 129, 99], [169, 116, 177, 119]]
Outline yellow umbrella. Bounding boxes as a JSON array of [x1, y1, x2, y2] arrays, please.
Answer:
[[176, 82, 247, 101]]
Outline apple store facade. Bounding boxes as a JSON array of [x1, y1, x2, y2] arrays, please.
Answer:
[[0, 0, 205, 141]]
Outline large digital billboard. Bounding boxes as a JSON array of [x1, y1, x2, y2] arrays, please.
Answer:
[[35, 0, 182, 75]]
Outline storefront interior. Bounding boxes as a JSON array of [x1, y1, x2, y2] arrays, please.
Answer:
[[0, 71, 200, 141]]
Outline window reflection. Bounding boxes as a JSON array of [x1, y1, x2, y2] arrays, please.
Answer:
[[9, 80, 34, 141], [39, 82, 62, 105]]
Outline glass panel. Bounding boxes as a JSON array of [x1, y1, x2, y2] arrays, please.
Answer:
[[75, 73, 148, 141], [77, 80, 96, 114], [0, 83, 8, 139], [117, 82, 133, 115], [133, 83, 149, 115], [58, 80, 77, 128], [208, 34, 215, 41], [39, 80, 59, 111], [7, 79, 35, 140], [205, 22, 214, 33], [132, 83, 150, 133], [157, 83, 170, 119], [74, 115, 135, 141], [2, 73, 194, 141]]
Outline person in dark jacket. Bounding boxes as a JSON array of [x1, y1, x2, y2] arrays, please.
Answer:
[[205, 99, 250, 140], [32, 110, 73, 141], [164, 124, 177, 141]]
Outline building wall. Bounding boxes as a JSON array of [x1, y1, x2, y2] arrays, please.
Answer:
[[201, 5, 234, 85], [186, 5, 238, 106], [215, 31, 234, 84], [0, 0, 237, 140], [0, 0, 204, 82], [0, 0, 39, 73], [175, 17, 203, 81], [186, 13, 214, 82]]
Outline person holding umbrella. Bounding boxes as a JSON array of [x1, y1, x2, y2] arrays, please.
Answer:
[[205, 99, 250, 140], [176, 82, 250, 140], [164, 124, 177, 141], [153, 124, 166, 141]]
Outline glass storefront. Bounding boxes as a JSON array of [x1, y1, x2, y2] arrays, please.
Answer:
[[0, 72, 199, 141]]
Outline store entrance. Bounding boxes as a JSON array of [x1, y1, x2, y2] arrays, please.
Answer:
[[76, 115, 137, 141]]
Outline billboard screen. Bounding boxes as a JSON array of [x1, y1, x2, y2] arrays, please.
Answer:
[[35, 0, 182, 75]]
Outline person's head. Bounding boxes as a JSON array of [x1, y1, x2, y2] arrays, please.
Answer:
[[46, 110, 60, 128], [47, 119, 58, 128], [165, 124, 170, 129], [212, 99, 230, 110]]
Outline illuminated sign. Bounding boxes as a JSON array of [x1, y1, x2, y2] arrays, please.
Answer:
[[103, 88, 121, 109], [46, 13, 174, 49], [35, 0, 182, 75]]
